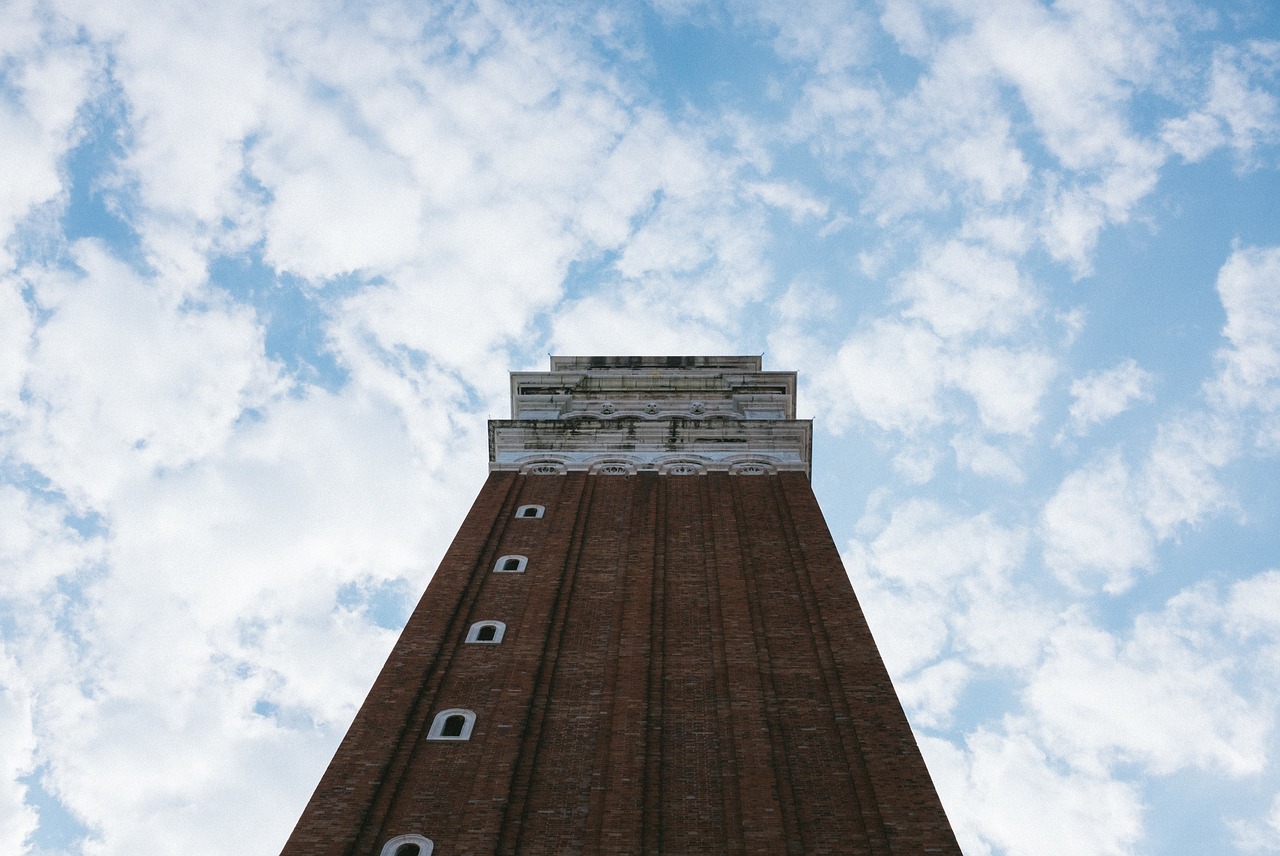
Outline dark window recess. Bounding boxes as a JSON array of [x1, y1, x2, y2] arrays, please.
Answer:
[[502, 558, 521, 571], [394, 846, 420, 856], [442, 715, 466, 738], [518, 386, 575, 396], [477, 625, 497, 642]]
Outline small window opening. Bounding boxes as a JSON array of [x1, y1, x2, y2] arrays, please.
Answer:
[[466, 620, 506, 643], [494, 555, 527, 573], [379, 834, 434, 856], [442, 715, 465, 737], [515, 504, 544, 518], [428, 708, 476, 740]]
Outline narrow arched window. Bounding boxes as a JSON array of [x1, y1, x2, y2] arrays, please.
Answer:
[[515, 504, 544, 518], [428, 708, 476, 740], [465, 621, 506, 644], [494, 555, 527, 573], [379, 834, 434, 856]]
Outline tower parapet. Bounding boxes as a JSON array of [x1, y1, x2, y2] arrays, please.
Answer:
[[490, 355, 811, 475]]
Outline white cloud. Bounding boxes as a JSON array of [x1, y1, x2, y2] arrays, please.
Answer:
[[744, 180, 828, 221], [0, 275, 34, 416], [1233, 791, 1280, 852], [255, 121, 424, 278], [950, 346, 1057, 435], [1225, 569, 1280, 642], [1028, 610, 1270, 777], [8, 379, 486, 856], [2, 1, 1278, 854], [1067, 358, 1155, 433], [548, 287, 738, 357], [922, 727, 1144, 856], [845, 499, 1038, 683], [785, 0, 1181, 276], [17, 242, 281, 507], [812, 322, 1055, 439], [1041, 452, 1153, 594], [820, 320, 945, 433], [1210, 245, 1280, 417], [1140, 413, 1236, 538], [898, 659, 970, 730], [0, 22, 94, 270], [951, 433, 1023, 482], [0, 653, 38, 855], [897, 240, 1039, 339], [1164, 41, 1280, 165], [0, 484, 102, 597], [746, 0, 877, 73]]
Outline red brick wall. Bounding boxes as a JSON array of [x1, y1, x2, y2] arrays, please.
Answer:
[[281, 471, 961, 855]]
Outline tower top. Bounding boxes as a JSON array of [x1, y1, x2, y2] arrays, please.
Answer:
[[489, 355, 810, 476], [548, 355, 761, 371]]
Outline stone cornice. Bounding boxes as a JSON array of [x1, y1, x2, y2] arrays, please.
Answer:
[[491, 357, 811, 476]]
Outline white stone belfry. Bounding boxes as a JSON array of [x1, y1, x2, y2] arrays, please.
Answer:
[[488, 356, 812, 475]]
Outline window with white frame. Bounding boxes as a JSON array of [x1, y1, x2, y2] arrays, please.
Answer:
[[378, 834, 434, 856], [493, 555, 527, 573], [465, 620, 506, 643], [427, 708, 476, 741], [515, 504, 544, 518]]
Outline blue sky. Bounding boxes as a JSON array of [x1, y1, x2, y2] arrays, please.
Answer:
[[1, 0, 1279, 853]]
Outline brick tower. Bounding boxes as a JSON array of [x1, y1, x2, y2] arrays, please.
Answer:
[[282, 356, 961, 855]]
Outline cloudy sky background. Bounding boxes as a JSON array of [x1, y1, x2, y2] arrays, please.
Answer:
[[2, 0, 1279, 853]]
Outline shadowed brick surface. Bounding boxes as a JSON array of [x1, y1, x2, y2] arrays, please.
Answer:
[[282, 469, 961, 855]]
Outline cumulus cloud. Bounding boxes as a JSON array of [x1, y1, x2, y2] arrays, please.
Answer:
[[16, 241, 280, 506], [897, 240, 1039, 339], [1042, 452, 1153, 594], [6, 376, 488, 854], [814, 328, 1055, 438], [1210, 245, 1280, 419], [0, 13, 95, 271], [1027, 610, 1270, 777], [918, 564, 1280, 855], [1140, 413, 1237, 538], [845, 498, 1039, 686], [781, 0, 1184, 275], [1233, 792, 1280, 852], [2, 0, 1278, 853], [1066, 358, 1155, 433], [1163, 41, 1280, 165], [950, 346, 1057, 435], [951, 433, 1024, 482], [819, 320, 946, 433], [923, 728, 1144, 856], [0, 653, 38, 855]]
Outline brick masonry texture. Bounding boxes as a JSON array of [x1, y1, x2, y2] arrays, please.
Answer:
[[281, 471, 962, 855]]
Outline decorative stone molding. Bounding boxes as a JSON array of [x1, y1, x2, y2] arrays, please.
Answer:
[[592, 461, 635, 476], [660, 461, 705, 476], [521, 461, 566, 476], [493, 357, 811, 477]]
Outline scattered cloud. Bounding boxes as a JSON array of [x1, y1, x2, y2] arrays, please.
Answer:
[[1067, 358, 1156, 434], [1, 0, 1278, 854], [1042, 451, 1154, 594]]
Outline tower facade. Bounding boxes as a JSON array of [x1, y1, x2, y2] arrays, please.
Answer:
[[283, 356, 960, 855]]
